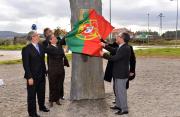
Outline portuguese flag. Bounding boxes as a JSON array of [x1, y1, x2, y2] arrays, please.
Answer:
[[66, 9, 114, 56]]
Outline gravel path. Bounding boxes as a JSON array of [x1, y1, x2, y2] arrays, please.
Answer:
[[0, 58, 180, 117], [0, 50, 21, 61]]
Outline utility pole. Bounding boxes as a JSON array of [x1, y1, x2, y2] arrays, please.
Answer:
[[158, 13, 165, 38], [147, 13, 150, 44], [170, 0, 178, 47]]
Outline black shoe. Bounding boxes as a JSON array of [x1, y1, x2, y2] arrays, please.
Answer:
[[115, 110, 128, 115], [35, 113, 40, 117], [110, 106, 121, 110], [29, 113, 40, 117], [39, 107, 50, 112]]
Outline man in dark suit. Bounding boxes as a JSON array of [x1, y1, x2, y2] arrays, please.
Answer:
[[100, 32, 131, 115], [101, 39, 136, 89], [22, 31, 49, 117]]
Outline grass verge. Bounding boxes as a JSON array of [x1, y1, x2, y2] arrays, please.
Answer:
[[135, 48, 180, 58], [0, 44, 25, 50], [1, 48, 180, 65], [0, 54, 72, 65]]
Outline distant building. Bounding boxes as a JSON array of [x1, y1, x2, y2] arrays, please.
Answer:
[[112, 28, 134, 38]]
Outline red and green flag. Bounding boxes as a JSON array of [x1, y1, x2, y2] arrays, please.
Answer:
[[66, 9, 114, 56]]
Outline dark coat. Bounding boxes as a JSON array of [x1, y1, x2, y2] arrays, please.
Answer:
[[42, 37, 69, 67], [22, 43, 46, 79], [129, 45, 136, 80], [104, 42, 118, 82], [103, 44, 131, 79], [103, 42, 136, 89], [45, 44, 65, 72], [45, 44, 65, 102], [22, 43, 47, 116], [57, 37, 69, 67]]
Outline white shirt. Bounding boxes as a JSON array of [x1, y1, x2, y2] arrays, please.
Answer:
[[32, 42, 38, 48], [118, 43, 125, 49], [51, 44, 57, 47], [32, 42, 40, 53]]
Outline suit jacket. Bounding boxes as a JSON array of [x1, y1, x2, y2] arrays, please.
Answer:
[[42, 37, 69, 67], [104, 42, 118, 82], [104, 42, 136, 81], [45, 44, 65, 74], [103, 44, 131, 79], [129, 45, 136, 80], [22, 43, 46, 79]]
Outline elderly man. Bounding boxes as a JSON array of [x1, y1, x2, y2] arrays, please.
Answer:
[[100, 32, 131, 115], [22, 31, 49, 117]]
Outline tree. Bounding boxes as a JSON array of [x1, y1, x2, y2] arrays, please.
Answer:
[[69, 0, 105, 100]]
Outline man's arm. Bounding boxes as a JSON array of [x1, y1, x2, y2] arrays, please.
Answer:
[[129, 46, 136, 80], [102, 47, 128, 62], [104, 45, 117, 55], [129, 46, 136, 73], [101, 42, 117, 54], [58, 37, 66, 45], [22, 47, 32, 79], [45, 46, 64, 56]]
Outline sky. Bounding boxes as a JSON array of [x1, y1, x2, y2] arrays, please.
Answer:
[[0, 0, 178, 33]]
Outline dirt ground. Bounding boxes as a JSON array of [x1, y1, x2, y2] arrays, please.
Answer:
[[0, 58, 180, 117]]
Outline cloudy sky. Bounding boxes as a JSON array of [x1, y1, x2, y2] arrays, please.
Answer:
[[0, 0, 178, 33]]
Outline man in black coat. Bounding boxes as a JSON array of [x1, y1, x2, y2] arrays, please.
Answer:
[[101, 40, 136, 89], [22, 31, 49, 117], [100, 32, 131, 115]]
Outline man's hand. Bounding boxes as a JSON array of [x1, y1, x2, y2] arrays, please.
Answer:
[[28, 78, 34, 86], [100, 50, 105, 56], [100, 42, 106, 47]]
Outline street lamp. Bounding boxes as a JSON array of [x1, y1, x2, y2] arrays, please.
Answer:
[[170, 0, 178, 47], [147, 13, 150, 45]]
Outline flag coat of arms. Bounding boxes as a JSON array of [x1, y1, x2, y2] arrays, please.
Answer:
[[66, 9, 114, 56]]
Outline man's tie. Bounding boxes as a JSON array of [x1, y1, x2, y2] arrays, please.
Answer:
[[116, 47, 120, 54], [35, 44, 40, 54]]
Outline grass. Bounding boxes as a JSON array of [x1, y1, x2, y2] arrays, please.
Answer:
[[0, 44, 25, 50], [1, 48, 180, 65], [129, 39, 180, 46], [0, 59, 22, 65], [0, 40, 180, 50], [135, 48, 180, 58], [0, 54, 72, 65]]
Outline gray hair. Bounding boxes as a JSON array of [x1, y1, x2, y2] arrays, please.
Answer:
[[27, 31, 36, 41]]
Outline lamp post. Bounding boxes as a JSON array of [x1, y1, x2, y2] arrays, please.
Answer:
[[170, 0, 178, 47], [158, 13, 165, 37], [147, 13, 150, 44]]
